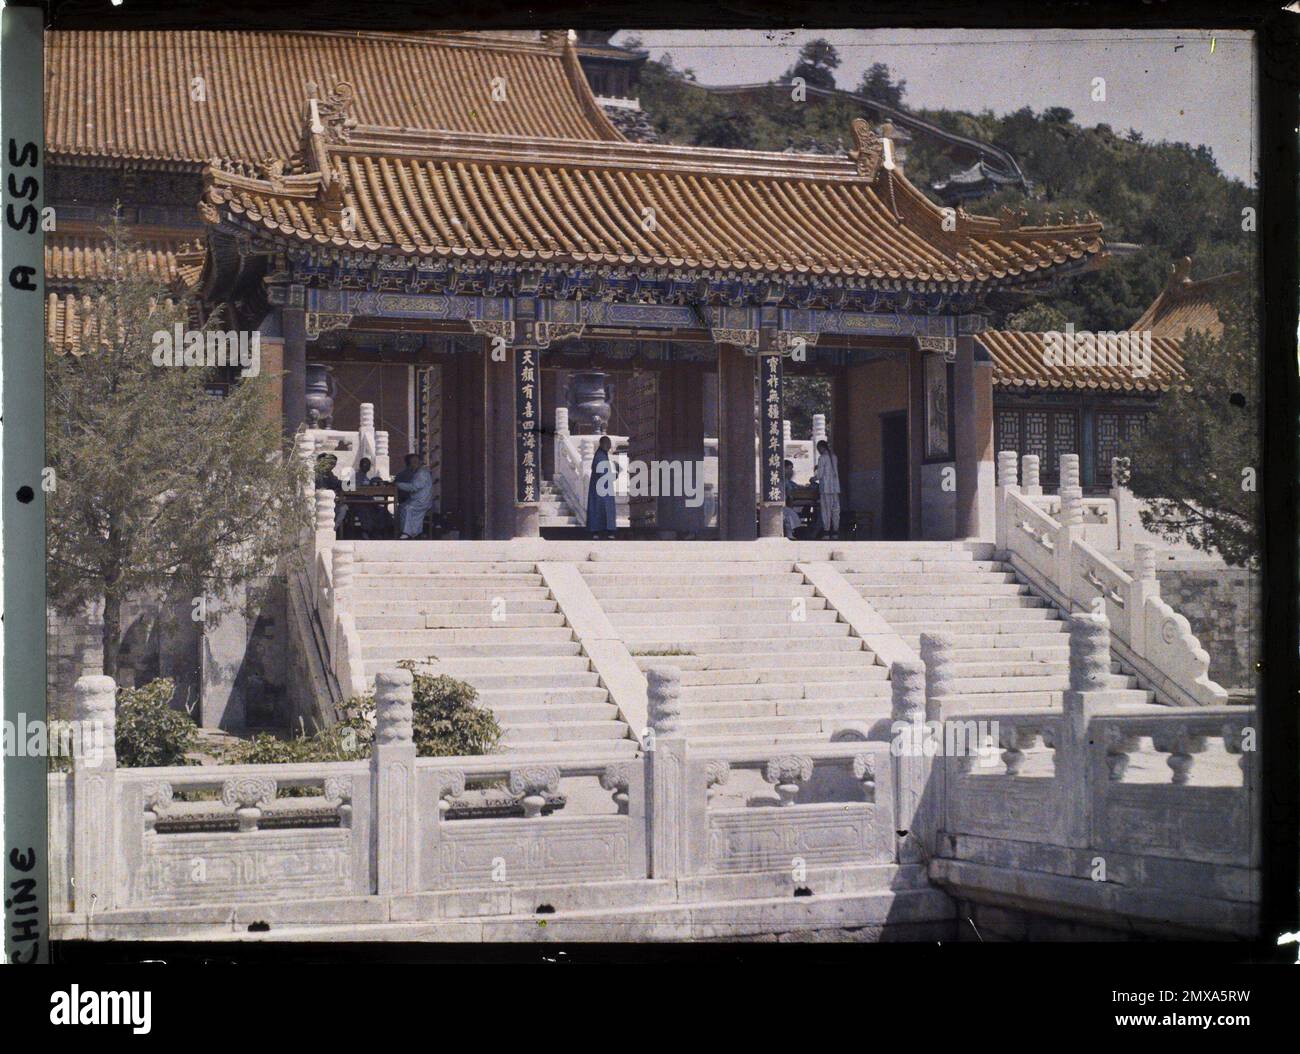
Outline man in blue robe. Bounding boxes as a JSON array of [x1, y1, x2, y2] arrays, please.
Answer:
[[586, 436, 618, 539], [395, 453, 434, 539]]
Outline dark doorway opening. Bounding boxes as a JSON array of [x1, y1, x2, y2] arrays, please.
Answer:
[[881, 411, 910, 540]]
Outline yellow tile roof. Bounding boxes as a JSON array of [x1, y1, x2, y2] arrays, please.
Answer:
[[46, 30, 622, 167], [201, 123, 1105, 286]]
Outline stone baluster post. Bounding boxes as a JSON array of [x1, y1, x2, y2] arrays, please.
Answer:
[[918, 633, 954, 844], [371, 669, 419, 894], [890, 659, 929, 861], [374, 431, 390, 479], [315, 488, 337, 550], [811, 413, 828, 450], [782, 419, 792, 443], [1021, 454, 1042, 497], [1109, 456, 1135, 552], [1056, 480, 1084, 606], [1059, 612, 1109, 846], [358, 402, 377, 466], [578, 436, 596, 492], [331, 543, 354, 659], [72, 674, 117, 916], [1126, 543, 1160, 654], [642, 666, 687, 879], [995, 450, 1020, 552], [555, 406, 570, 439]]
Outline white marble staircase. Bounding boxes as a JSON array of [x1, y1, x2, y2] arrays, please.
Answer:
[[349, 555, 637, 756], [580, 555, 891, 746], [833, 542, 1154, 709], [538, 481, 579, 529]]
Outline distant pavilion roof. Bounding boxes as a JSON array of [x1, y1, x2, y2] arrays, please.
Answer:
[[200, 116, 1105, 289], [1128, 258, 1247, 340], [978, 259, 1244, 392]]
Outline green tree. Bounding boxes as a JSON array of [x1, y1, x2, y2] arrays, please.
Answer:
[[46, 220, 310, 679], [857, 62, 906, 107], [1122, 290, 1258, 566], [783, 39, 840, 91]]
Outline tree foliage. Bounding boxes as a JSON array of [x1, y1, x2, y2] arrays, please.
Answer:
[[634, 61, 1256, 334], [782, 39, 841, 91], [857, 62, 906, 107], [1122, 289, 1258, 566], [45, 219, 311, 678]]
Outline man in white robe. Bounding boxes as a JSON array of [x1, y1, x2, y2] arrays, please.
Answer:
[[813, 439, 841, 539], [395, 453, 434, 539]]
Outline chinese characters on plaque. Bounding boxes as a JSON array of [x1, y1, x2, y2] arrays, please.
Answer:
[[515, 347, 540, 504], [760, 352, 784, 505]]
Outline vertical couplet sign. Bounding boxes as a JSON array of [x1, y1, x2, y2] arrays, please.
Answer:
[[515, 346, 540, 503], [760, 351, 784, 505]]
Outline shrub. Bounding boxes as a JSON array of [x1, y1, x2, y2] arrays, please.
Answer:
[[215, 667, 498, 763], [397, 660, 502, 757], [115, 678, 199, 768]]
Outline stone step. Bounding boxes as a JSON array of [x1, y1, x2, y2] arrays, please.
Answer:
[[383, 655, 592, 675], [611, 609, 842, 628], [352, 561, 539, 575], [946, 645, 1071, 662], [365, 627, 577, 645], [352, 598, 560, 616], [358, 640, 584, 660], [946, 673, 1135, 693], [580, 561, 799, 576], [356, 612, 568, 630], [490, 738, 642, 759], [849, 573, 1019, 587], [600, 596, 831, 613], [674, 715, 838, 737], [415, 671, 602, 690], [867, 594, 1048, 611], [673, 667, 876, 687], [838, 560, 1008, 574], [500, 721, 632, 743], [939, 688, 1155, 708], [587, 581, 816, 599], [899, 632, 1070, 650], [539, 517, 580, 527], [625, 622, 851, 642], [675, 698, 890, 720], [679, 678, 890, 702], [351, 573, 545, 588], [483, 702, 621, 724], [475, 686, 612, 707], [888, 609, 1062, 628], [634, 647, 878, 670], [629, 637, 866, 658], [351, 587, 553, 603]]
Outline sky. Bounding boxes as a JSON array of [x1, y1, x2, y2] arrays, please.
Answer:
[[615, 29, 1256, 185]]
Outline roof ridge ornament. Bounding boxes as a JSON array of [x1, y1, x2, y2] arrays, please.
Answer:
[[316, 81, 358, 143], [848, 118, 885, 182]]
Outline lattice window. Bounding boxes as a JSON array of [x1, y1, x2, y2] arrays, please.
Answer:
[[995, 410, 1020, 457]]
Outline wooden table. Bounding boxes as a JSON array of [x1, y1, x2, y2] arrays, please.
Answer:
[[338, 484, 398, 538]]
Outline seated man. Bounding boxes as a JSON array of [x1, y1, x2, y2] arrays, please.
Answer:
[[394, 453, 435, 540], [351, 457, 393, 538], [314, 453, 348, 532]]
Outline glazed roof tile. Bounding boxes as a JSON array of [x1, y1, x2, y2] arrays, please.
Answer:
[[201, 124, 1105, 286], [46, 30, 621, 166]]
